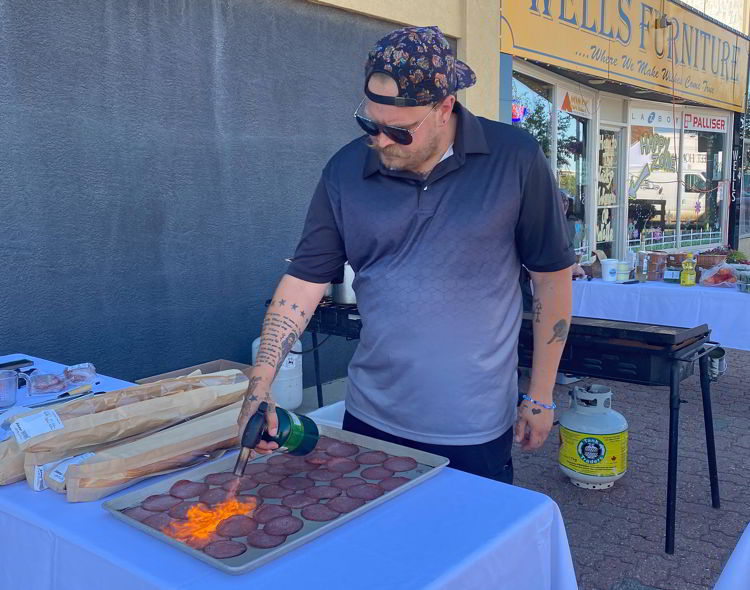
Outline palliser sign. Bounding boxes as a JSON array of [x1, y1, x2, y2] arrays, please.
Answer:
[[501, 0, 750, 111]]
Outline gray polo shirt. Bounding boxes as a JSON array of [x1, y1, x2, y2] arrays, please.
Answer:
[[287, 103, 574, 445]]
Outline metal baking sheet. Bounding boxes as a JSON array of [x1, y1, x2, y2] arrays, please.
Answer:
[[102, 425, 449, 575]]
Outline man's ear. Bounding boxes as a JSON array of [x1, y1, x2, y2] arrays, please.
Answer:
[[438, 96, 456, 124]]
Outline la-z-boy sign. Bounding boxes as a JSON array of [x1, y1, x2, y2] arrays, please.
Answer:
[[501, 0, 750, 112]]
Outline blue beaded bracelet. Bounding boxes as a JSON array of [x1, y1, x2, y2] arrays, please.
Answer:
[[521, 394, 557, 410]]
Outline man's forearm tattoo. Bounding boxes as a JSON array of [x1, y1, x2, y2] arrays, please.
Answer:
[[255, 299, 312, 375], [247, 376, 262, 402], [277, 333, 298, 370], [547, 319, 570, 344], [532, 298, 542, 323]]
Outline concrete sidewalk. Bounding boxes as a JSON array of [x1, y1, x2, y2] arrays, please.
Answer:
[[515, 347, 749, 590]]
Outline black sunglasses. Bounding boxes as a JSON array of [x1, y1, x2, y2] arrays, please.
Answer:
[[354, 99, 438, 145]]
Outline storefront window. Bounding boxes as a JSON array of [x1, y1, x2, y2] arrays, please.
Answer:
[[512, 72, 553, 160], [597, 129, 622, 258], [680, 131, 724, 246], [741, 142, 750, 238], [628, 115, 679, 251], [558, 111, 588, 255]]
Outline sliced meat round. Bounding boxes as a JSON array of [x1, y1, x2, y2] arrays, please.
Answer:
[[238, 494, 263, 510], [246, 530, 286, 549], [282, 493, 317, 509], [328, 496, 366, 514], [307, 469, 338, 482], [331, 477, 366, 490], [284, 457, 316, 472], [222, 476, 256, 493], [346, 483, 385, 500], [304, 451, 330, 465], [360, 466, 395, 480], [204, 472, 238, 486], [122, 506, 157, 522], [184, 534, 221, 550], [267, 454, 290, 465], [203, 539, 247, 559], [326, 442, 359, 458], [380, 477, 410, 491], [356, 451, 388, 465], [268, 464, 294, 475], [168, 501, 207, 520], [254, 471, 286, 484], [264, 515, 303, 536], [243, 463, 268, 476], [301, 504, 340, 522], [142, 494, 182, 512], [280, 477, 314, 491], [217, 515, 258, 537], [383, 456, 418, 472], [258, 484, 294, 499], [169, 480, 209, 499], [253, 504, 292, 524], [305, 485, 342, 500], [326, 457, 358, 473], [143, 512, 174, 531], [314, 437, 335, 451], [199, 487, 230, 505]]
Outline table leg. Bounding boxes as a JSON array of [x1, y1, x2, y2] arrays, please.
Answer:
[[699, 354, 721, 509], [312, 332, 324, 408], [665, 361, 681, 555]]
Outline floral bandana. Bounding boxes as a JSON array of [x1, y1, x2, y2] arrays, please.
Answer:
[[364, 26, 477, 107]]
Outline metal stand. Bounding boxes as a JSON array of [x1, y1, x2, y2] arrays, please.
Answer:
[[312, 332, 324, 408], [665, 345, 721, 554]]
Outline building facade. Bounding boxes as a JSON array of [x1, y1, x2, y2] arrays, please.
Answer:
[[681, 0, 750, 35], [500, 1, 750, 258]]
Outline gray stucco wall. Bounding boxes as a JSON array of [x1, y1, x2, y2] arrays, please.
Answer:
[[0, 0, 396, 383]]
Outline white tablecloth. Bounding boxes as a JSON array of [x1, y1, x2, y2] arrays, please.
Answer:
[[0, 354, 578, 590], [714, 522, 750, 590], [572, 279, 750, 351]]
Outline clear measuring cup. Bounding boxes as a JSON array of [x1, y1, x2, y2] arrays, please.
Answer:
[[0, 370, 30, 408]]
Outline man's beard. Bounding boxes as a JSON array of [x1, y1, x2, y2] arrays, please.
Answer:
[[369, 133, 441, 175]]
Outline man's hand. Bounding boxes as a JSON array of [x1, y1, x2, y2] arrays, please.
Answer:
[[237, 374, 279, 456], [514, 399, 554, 451]]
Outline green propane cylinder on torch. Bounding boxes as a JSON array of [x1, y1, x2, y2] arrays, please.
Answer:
[[233, 402, 319, 476]]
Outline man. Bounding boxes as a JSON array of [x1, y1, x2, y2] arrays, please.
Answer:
[[239, 26, 573, 484]]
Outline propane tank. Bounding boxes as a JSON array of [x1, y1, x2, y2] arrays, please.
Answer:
[[558, 384, 628, 490], [251, 337, 303, 411]]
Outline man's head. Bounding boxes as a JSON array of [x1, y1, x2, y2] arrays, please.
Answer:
[[357, 26, 476, 174]]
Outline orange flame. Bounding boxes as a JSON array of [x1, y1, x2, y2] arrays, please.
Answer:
[[165, 492, 257, 544]]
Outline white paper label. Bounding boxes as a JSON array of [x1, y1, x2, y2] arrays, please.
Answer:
[[664, 270, 681, 280], [33, 465, 48, 491], [49, 452, 95, 483], [10, 410, 64, 445]]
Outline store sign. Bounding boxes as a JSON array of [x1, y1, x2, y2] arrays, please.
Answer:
[[512, 102, 528, 122], [630, 107, 728, 133], [501, 1, 750, 112], [683, 113, 728, 133], [630, 107, 681, 127], [559, 90, 592, 118]]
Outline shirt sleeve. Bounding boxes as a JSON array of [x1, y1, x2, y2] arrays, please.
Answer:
[[515, 146, 576, 273], [286, 174, 347, 283]]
